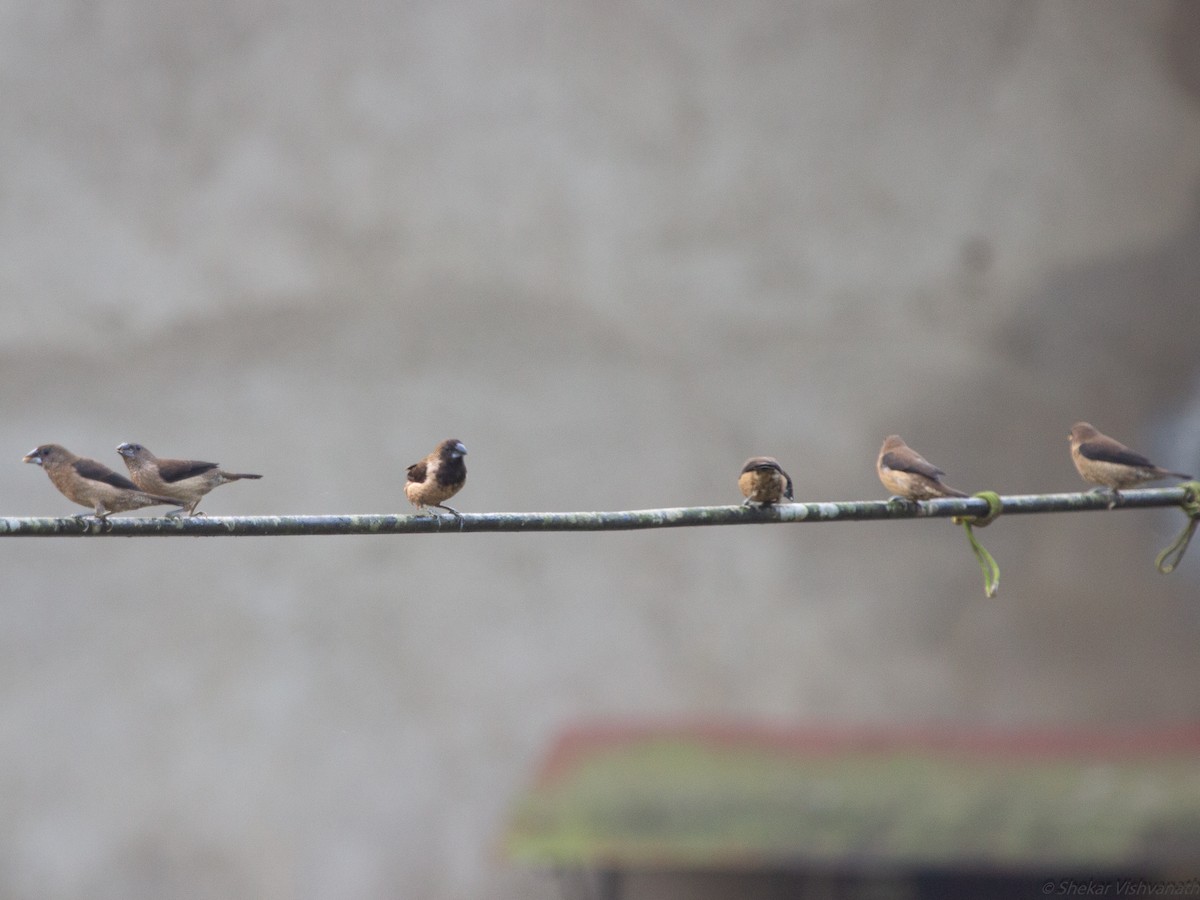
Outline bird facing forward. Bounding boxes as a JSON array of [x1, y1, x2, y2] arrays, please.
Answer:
[[23, 444, 179, 519], [405, 439, 467, 516], [876, 434, 968, 501], [1068, 422, 1192, 497], [116, 443, 263, 516], [738, 457, 794, 506]]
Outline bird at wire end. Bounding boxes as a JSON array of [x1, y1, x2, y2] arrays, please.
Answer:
[[1068, 422, 1192, 505]]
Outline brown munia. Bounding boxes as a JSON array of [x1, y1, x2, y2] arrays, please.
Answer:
[[876, 434, 968, 501], [738, 457, 794, 506], [1068, 422, 1191, 498], [405, 439, 468, 517], [23, 443, 180, 519], [117, 442, 262, 516]]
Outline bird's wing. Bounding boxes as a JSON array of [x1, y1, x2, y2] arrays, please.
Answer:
[[881, 450, 945, 480], [73, 458, 140, 490], [1077, 439, 1153, 469], [406, 460, 428, 484], [156, 458, 220, 483]]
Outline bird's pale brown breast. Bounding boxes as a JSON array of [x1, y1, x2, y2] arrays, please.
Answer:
[[739, 468, 786, 504], [878, 467, 942, 500], [1071, 446, 1159, 489], [738, 457, 793, 504]]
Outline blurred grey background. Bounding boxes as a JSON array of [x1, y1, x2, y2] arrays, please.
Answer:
[[2, 0, 1200, 897]]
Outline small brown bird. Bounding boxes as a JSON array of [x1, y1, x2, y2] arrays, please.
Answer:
[[738, 457, 794, 506], [405, 439, 468, 516], [876, 434, 968, 501], [23, 444, 180, 519], [116, 442, 263, 516], [1068, 422, 1192, 497]]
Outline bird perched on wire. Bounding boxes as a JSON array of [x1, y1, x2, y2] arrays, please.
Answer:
[[876, 434, 968, 501], [405, 439, 468, 517], [1068, 422, 1192, 500], [116, 442, 262, 516], [738, 457, 794, 506], [23, 444, 180, 519]]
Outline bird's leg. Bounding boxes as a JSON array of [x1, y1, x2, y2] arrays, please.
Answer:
[[433, 503, 462, 521]]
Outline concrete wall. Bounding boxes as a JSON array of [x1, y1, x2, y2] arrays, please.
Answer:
[[2, 1, 1199, 897]]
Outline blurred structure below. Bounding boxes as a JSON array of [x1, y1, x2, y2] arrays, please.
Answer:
[[506, 723, 1200, 899]]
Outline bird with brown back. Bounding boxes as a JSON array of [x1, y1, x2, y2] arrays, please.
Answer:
[[876, 434, 968, 501], [1068, 422, 1191, 502], [24, 444, 179, 519], [116, 442, 263, 516]]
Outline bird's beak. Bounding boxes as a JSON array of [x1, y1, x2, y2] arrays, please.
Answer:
[[116, 443, 132, 456], [22, 450, 42, 466], [455, 442, 468, 456]]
